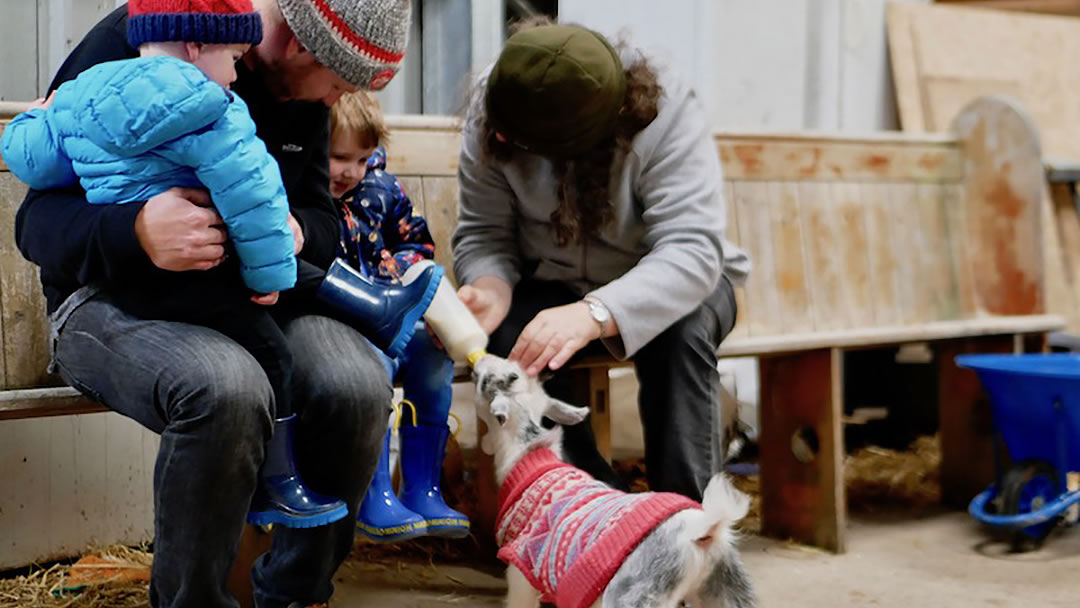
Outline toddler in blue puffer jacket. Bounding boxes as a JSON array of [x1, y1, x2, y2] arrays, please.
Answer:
[[0, 0, 445, 530]]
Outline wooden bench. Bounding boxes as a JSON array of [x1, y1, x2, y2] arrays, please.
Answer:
[[0, 96, 1064, 556]]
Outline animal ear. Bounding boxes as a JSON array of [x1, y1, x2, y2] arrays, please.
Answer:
[[544, 398, 589, 426], [490, 395, 512, 426]]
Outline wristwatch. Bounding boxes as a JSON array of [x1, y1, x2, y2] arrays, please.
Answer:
[[583, 297, 611, 336]]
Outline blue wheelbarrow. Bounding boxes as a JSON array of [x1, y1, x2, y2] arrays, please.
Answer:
[[955, 354, 1080, 550]]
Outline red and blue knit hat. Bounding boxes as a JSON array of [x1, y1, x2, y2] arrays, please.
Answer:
[[127, 0, 264, 49]]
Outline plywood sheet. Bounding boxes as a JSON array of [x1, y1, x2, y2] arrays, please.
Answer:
[[888, 2, 1080, 160]]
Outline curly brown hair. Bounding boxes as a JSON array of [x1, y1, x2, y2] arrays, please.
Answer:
[[473, 17, 663, 246]]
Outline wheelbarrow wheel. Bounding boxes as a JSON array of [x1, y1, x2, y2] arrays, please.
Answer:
[[1000, 460, 1061, 551]]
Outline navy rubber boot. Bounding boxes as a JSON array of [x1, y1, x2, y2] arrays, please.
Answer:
[[356, 429, 428, 543], [398, 423, 470, 538], [248, 415, 349, 528], [316, 258, 444, 359]]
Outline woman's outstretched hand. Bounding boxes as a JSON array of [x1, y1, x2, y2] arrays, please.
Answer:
[[509, 302, 600, 377]]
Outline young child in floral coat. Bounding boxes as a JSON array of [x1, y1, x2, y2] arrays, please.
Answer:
[[330, 92, 469, 541]]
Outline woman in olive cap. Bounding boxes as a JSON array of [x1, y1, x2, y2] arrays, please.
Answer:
[[451, 18, 750, 500]]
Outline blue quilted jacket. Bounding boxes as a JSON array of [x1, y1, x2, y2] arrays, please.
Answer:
[[0, 56, 296, 294]]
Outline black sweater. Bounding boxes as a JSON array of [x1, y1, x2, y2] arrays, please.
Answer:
[[13, 6, 340, 313]]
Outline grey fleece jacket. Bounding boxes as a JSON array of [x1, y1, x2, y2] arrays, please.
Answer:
[[452, 55, 751, 359]]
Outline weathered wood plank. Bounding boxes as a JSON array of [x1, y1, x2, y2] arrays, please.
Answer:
[[396, 176, 425, 218], [731, 182, 778, 337], [376, 116, 965, 182], [768, 182, 812, 333], [830, 183, 876, 328], [718, 139, 963, 182], [718, 314, 1063, 357], [421, 177, 460, 285], [0, 387, 105, 420], [953, 96, 1045, 316], [885, 3, 925, 133], [862, 183, 904, 327], [889, 183, 933, 325], [723, 181, 749, 340], [759, 348, 846, 553], [916, 183, 961, 320], [0, 122, 9, 171], [385, 119, 462, 177], [942, 182, 980, 318], [798, 182, 847, 331], [0, 171, 52, 389]]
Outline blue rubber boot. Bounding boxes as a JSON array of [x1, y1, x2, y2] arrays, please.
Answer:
[[398, 423, 471, 538], [316, 258, 444, 359], [356, 429, 428, 542], [248, 415, 349, 528]]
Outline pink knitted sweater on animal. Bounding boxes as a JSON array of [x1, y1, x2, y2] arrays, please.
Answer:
[[495, 448, 700, 608]]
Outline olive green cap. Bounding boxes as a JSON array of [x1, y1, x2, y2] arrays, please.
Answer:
[[484, 24, 626, 158]]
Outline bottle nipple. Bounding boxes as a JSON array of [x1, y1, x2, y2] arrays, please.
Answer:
[[467, 350, 488, 368]]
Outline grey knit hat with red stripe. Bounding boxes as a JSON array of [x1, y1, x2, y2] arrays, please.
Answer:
[[277, 0, 411, 91]]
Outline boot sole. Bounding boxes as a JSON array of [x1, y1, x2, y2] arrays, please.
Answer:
[[385, 265, 445, 359], [356, 521, 429, 543], [247, 503, 349, 528], [422, 524, 471, 539]]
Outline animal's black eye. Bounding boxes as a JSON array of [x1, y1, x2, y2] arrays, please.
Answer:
[[507, 373, 519, 384]]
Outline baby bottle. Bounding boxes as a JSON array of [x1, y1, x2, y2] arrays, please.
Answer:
[[409, 262, 488, 366]]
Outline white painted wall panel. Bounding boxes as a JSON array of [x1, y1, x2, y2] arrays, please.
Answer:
[[0, 413, 157, 569]]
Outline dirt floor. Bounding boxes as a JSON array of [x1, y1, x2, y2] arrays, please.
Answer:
[[332, 510, 1080, 607]]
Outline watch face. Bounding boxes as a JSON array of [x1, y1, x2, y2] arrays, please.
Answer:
[[589, 301, 610, 323]]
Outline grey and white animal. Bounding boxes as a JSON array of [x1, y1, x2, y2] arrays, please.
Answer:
[[473, 355, 757, 608]]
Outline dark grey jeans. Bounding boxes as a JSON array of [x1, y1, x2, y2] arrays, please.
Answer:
[[52, 292, 391, 608], [489, 277, 737, 502]]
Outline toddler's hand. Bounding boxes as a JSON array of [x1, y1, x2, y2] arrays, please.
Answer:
[[251, 291, 279, 306], [29, 91, 56, 110]]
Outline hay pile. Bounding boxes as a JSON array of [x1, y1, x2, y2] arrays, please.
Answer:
[[0, 546, 152, 608], [350, 534, 485, 567], [846, 434, 942, 511]]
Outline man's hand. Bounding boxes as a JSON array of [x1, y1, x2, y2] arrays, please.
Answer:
[[135, 188, 226, 271], [509, 302, 601, 377], [457, 276, 512, 335], [288, 213, 304, 254], [251, 292, 280, 306]]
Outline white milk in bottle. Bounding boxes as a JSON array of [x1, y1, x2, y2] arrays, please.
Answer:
[[406, 262, 488, 366]]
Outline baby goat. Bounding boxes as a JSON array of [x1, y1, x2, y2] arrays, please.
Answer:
[[473, 355, 756, 608]]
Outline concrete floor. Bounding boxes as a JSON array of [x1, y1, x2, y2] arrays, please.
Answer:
[[332, 511, 1080, 607]]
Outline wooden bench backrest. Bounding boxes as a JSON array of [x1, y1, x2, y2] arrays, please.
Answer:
[[384, 102, 1048, 350], [0, 97, 1049, 389]]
